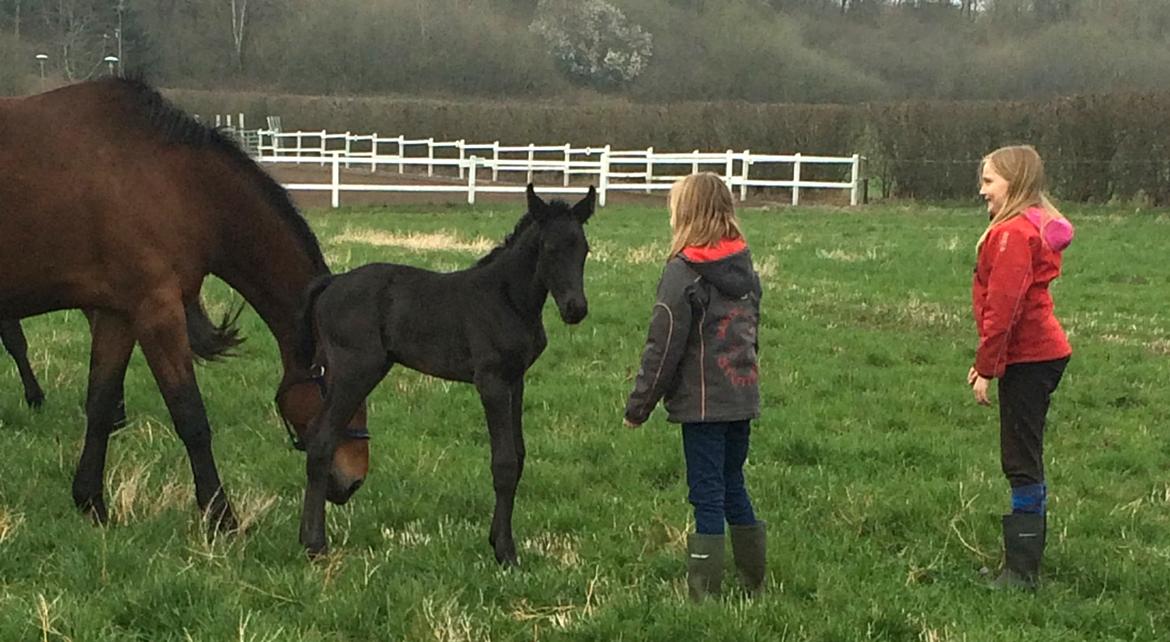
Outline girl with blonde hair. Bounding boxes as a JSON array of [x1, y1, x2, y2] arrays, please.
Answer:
[[624, 172, 765, 601], [970, 145, 1073, 590]]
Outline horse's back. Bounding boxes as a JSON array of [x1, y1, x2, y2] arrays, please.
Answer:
[[0, 80, 256, 317]]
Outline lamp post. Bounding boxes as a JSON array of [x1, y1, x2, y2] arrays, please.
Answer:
[[104, 55, 119, 77], [35, 54, 48, 90]]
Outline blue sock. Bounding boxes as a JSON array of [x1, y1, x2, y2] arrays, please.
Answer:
[[1011, 483, 1046, 514]]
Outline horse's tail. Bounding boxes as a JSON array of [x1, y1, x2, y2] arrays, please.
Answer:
[[295, 274, 334, 368], [185, 299, 244, 362]]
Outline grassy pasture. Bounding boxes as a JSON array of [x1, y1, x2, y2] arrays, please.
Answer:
[[0, 202, 1167, 641]]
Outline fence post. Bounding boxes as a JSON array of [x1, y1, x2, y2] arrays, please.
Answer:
[[457, 139, 466, 180], [397, 135, 405, 173], [791, 153, 802, 207], [427, 138, 435, 177], [319, 130, 327, 166], [563, 143, 572, 187], [692, 150, 699, 175], [492, 142, 500, 182], [331, 155, 341, 209], [344, 132, 352, 169], [296, 131, 303, 159], [527, 143, 535, 184], [645, 147, 654, 194], [850, 154, 861, 206], [739, 150, 750, 202], [239, 113, 245, 130], [724, 149, 734, 182], [371, 133, 379, 173], [599, 145, 611, 208], [468, 156, 478, 205]]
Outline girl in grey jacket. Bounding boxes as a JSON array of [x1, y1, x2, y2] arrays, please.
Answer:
[[624, 172, 766, 602]]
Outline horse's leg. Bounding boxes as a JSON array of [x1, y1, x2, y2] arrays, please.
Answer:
[[84, 310, 128, 430], [300, 350, 386, 557], [0, 319, 45, 408], [71, 311, 135, 524], [476, 371, 520, 566], [132, 294, 237, 534]]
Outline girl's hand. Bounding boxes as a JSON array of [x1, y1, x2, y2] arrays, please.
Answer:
[[967, 366, 979, 386], [971, 375, 991, 406]]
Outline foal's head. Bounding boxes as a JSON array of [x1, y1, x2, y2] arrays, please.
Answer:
[[527, 184, 595, 324]]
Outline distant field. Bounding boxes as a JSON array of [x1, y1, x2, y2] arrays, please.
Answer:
[[1, 203, 1167, 641]]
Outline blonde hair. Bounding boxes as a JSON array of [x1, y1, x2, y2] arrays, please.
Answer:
[[977, 145, 1064, 251], [667, 172, 744, 258]]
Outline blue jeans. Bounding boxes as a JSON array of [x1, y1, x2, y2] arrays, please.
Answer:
[[682, 420, 758, 535]]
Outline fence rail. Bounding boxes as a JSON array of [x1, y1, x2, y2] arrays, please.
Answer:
[[214, 122, 864, 208]]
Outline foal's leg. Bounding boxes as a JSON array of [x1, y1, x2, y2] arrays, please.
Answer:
[[71, 311, 135, 524], [0, 319, 45, 408], [476, 371, 521, 566], [300, 349, 386, 557], [133, 294, 237, 534]]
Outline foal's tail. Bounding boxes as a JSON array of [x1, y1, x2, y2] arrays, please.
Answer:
[[186, 299, 245, 362], [294, 274, 334, 368]]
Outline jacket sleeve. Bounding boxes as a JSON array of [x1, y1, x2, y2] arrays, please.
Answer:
[[975, 228, 1034, 378], [624, 260, 696, 424]]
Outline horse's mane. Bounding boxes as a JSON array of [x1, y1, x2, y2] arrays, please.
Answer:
[[475, 199, 573, 267], [108, 77, 329, 274]]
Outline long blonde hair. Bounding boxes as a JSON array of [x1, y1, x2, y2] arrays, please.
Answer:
[[668, 172, 744, 258], [977, 145, 1064, 251]]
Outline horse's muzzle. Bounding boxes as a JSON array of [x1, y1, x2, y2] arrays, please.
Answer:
[[326, 476, 364, 505]]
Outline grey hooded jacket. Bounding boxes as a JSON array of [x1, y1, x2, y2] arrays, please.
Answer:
[[625, 245, 761, 424]]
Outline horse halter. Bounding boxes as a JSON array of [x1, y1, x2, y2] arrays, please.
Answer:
[[273, 364, 370, 451]]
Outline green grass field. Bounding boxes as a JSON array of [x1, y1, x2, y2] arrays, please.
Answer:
[[1, 202, 1168, 641]]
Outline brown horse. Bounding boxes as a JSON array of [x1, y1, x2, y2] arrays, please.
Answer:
[[0, 78, 369, 534]]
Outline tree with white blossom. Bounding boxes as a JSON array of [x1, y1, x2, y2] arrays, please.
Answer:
[[530, 0, 652, 89]]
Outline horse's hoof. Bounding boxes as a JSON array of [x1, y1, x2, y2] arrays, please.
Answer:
[[25, 392, 45, 409]]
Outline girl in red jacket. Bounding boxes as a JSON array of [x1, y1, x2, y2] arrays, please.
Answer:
[[970, 145, 1073, 590]]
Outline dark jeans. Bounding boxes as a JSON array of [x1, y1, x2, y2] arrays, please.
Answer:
[[998, 357, 1069, 489], [682, 420, 758, 535]]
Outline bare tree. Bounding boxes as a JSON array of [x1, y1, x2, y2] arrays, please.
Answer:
[[229, 0, 246, 71]]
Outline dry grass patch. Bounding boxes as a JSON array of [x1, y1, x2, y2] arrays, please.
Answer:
[[522, 532, 581, 568], [333, 229, 493, 254], [0, 506, 24, 545]]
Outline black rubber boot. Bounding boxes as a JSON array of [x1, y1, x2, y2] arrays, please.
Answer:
[[990, 513, 1045, 591], [686, 533, 725, 602], [729, 521, 767, 596]]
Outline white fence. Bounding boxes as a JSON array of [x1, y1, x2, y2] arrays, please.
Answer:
[[219, 124, 864, 208]]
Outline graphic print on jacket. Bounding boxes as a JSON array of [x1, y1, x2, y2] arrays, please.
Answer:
[[625, 238, 762, 425], [716, 306, 759, 387]]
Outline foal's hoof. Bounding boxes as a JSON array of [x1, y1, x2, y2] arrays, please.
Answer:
[[203, 505, 240, 538], [76, 497, 109, 526], [24, 391, 45, 409], [303, 540, 330, 560]]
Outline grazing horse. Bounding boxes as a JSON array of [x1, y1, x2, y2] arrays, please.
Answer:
[[0, 319, 45, 408], [0, 78, 370, 533], [295, 184, 594, 562]]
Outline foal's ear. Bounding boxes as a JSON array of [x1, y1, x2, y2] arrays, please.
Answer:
[[572, 185, 596, 224], [526, 183, 547, 218]]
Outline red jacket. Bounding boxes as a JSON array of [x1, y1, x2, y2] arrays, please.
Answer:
[[972, 208, 1073, 378]]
